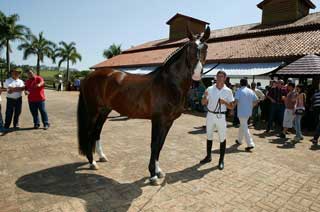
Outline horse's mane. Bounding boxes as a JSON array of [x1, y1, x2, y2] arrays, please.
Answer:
[[147, 41, 190, 75], [162, 41, 190, 67]]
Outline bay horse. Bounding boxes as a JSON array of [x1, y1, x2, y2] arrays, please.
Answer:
[[77, 26, 210, 185]]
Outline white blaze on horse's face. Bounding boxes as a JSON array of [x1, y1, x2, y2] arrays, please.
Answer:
[[192, 39, 204, 81]]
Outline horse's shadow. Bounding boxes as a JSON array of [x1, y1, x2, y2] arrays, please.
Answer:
[[16, 162, 148, 211], [16, 162, 217, 211]]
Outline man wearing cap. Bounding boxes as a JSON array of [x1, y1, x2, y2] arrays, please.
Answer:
[[4, 69, 25, 129], [235, 79, 259, 151], [200, 71, 235, 170], [25, 69, 50, 130]]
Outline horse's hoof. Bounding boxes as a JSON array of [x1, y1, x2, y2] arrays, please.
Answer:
[[156, 171, 166, 179], [99, 157, 108, 162], [90, 163, 99, 170], [149, 176, 159, 186]]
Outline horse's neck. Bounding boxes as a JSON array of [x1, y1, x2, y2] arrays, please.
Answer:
[[164, 51, 194, 95]]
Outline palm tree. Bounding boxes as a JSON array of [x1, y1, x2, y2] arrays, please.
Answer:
[[0, 11, 30, 77], [18, 32, 56, 75], [53, 41, 81, 82], [103, 43, 122, 59]]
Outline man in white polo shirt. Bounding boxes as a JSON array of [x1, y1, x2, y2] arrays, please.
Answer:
[[200, 71, 235, 170], [4, 69, 25, 129]]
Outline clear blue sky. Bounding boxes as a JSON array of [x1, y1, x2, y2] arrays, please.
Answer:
[[1, 0, 320, 70]]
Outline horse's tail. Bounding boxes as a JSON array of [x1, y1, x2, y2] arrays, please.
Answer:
[[77, 87, 95, 156]]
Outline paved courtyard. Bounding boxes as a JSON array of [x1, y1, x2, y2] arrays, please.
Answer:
[[1, 90, 320, 212]]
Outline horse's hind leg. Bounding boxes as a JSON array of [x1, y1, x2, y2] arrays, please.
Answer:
[[87, 143, 98, 170], [95, 111, 110, 162], [96, 140, 108, 162], [90, 109, 111, 164]]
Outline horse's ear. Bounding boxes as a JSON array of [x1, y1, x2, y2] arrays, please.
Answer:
[[186, 24, 195, 41], [200, 26, 211, 42]]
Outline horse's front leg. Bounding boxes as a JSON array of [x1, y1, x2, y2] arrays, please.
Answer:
[[149, 118, 173, 185]]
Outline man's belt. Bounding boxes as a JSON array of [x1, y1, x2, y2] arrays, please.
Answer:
[[207, 109, 227, 114]]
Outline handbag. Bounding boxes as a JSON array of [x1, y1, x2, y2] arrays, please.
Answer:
[[295, 108, 305, 115]]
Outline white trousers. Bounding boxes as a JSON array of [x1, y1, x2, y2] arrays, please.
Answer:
[[238, 117, 255, 147], [206, 112, 227, 143]]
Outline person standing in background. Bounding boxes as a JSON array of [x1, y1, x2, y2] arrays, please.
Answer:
[[74, 78, 81, 91], [279, 83, 297, 139], [294, 84, 306, 142], [0, 87, 5, 132], [311, 89, 320, 145], [4, 69, 25, 129], [25, 69, 50, 130], [251, 82, 265, 127]]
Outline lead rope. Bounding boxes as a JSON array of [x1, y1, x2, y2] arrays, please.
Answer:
[[206, 98, 222, 119], [216, 99, 222, 119]]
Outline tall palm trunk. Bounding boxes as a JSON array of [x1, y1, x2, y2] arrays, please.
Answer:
[[36, 55, 40, 75], [6, 39, 10, 78], [66, 58, 70, 82]]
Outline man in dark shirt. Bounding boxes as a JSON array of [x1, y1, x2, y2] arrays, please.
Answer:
[[311, 90, 320, 145], [266, 80, 286, 132]]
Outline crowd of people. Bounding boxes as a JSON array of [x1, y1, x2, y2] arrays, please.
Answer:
[[189, 72, 320, 166], [0, 69, 50, 133]]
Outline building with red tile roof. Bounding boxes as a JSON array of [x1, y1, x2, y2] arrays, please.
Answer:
[[92, 0, 319, 85]]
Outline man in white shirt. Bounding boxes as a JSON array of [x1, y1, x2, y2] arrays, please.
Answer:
[[251, 82, 265, 126], [200, 71, 235, 170], [4, 69, 25, 129], [235, 79, 259, 151]]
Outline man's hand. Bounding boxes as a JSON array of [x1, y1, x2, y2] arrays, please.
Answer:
[[220, 98, 235, 110], [219, 98, 228, 105], [204, 90, 208, 97], [201, 91, 209, 106]]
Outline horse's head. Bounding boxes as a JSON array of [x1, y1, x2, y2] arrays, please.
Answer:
[[186, 26, 210, 81]]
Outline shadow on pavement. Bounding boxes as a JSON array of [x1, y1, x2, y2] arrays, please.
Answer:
[[16, 162, 147, 211], [163, 163, 218, 185], [310, 144, 320, 151], [188, 126, 206, 134], [1, 127, 36, 136], [212, 143, 248, 154], [277, 142, 296, 149], [108, 116, 130, 122], [253, 130, 279, 139], [269, 138, 287, 144], [16, 162, 217, 211]]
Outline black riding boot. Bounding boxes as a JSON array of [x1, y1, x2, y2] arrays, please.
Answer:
[[200, 140, 213, 164], [218, 140, 226, 170]]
